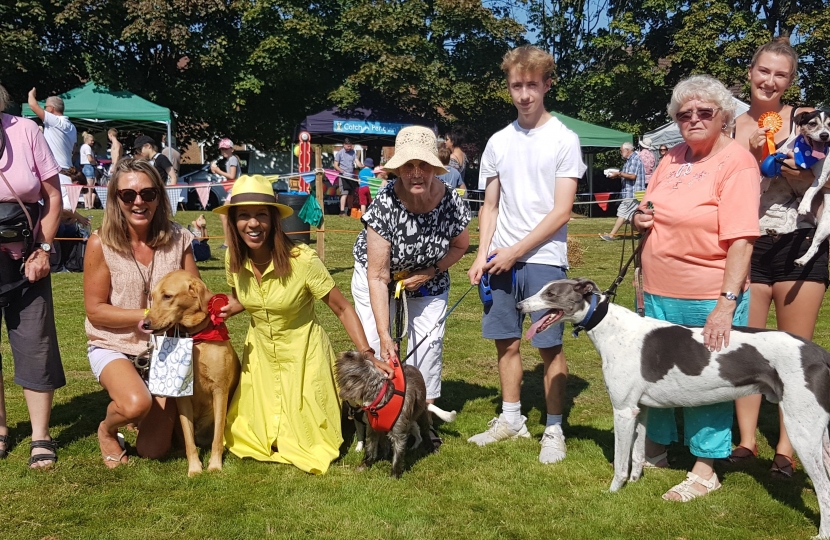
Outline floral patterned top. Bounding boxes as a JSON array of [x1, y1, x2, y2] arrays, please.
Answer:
[[353, 182, 471, 297]]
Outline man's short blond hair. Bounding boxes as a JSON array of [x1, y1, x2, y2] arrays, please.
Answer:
[[501, 45, 556, 80]]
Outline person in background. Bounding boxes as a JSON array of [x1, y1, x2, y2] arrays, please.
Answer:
[[161, 134, 181, 175], [599, 142, 646, 241], [637, 137, 657, 185], [444, 126, 470, 186], [729, 38, 821, 479], [108, 129, 122, 169], [658, 144, 669, 162], [0, 84, 65, 468], [26, 88, 89, 229], [134, 135, 177, 185], [188, 214, 211, 262], [632, 74, 760, 501], [373, 166, 389, 191], [80, 132, 98, 210], [357, 157, 375, 214], [436, 147, 466, 191], [334, 138, 362, 216], [467, 46, 585, 465], [84, 158, 197, 468], [210, 138, 240, 182]]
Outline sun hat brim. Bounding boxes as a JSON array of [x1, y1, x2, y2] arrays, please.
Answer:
[[383, 147, 448, 176], [213, 200, 293, 218]]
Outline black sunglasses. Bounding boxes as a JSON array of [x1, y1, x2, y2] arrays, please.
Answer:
[[659, 147, 668, 152], [676, 107, 721, 122], [117, 188, 159, 204]]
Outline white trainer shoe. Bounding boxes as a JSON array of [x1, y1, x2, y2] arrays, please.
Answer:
[[539, 424, 567, 464], [467, 415, 531, 446]]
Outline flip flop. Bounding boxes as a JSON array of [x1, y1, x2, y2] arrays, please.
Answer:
[[725, 444, 757, 463], [102, 432, 128, 468], [771, 453, 796, 478], [644, 451, 669, 469]]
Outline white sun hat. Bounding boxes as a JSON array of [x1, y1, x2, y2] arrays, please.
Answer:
[[638, 137, 654, 150], [383, 126, 448, 176]]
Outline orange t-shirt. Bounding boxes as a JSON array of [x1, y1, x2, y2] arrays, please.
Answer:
[[640, 139, 760, 300]]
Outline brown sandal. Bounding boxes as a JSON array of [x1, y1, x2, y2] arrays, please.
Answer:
[[771, 454, 796, 478], [726, 445, 757, 463]]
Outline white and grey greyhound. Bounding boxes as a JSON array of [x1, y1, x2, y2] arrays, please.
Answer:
[[517, 278, 830, 539]]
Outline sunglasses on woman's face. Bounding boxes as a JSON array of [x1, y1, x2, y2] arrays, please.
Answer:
[[676, 108, 721, 122], [117, 188, 159, 204], [659, 148, 668, 153]]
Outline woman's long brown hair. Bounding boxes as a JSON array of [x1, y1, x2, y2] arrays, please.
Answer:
[[227, 205, 297, 276]]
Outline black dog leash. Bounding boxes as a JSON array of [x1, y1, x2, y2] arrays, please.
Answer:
[[392, 281, 477, 363], [604, 207, 652, 309]]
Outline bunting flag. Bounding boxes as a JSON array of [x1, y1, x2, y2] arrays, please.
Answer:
[[194, 185, 211, 209], [324, 169, 339, 184], [95, 187, 108, 209], [65, 184, 84, 214], [167, 188, 181, 216], [594, 192, 611, 212]]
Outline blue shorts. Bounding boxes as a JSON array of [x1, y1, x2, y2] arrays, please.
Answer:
[[82, 164, 96, 179], [481, 262, 566, 349]]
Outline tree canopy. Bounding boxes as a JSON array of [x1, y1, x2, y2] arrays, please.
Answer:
[[0, 0, 826, 152]]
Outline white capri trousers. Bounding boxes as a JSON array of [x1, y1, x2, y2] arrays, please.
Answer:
[[351, 263, 447, 400]]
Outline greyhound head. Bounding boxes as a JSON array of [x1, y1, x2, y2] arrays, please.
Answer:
[[516, 278, 601, 339]]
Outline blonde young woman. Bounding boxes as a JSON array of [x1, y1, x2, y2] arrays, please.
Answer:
[[84, 158, 197, 468], [730, 38, 821, 478]]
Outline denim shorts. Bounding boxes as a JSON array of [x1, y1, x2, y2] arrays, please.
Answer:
[[481, 262, 566, 349], [82, 164, 96, 179]]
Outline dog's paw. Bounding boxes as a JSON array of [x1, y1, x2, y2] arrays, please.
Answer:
[[794, 255, 810, 267], [797, 203, 811, 216], [354, 441, 364, 453]]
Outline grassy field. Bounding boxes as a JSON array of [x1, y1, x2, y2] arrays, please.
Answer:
[[2, 210, 829, 540]]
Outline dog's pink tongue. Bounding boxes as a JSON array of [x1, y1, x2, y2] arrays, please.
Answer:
[[526, 318, 545, 340], [811, 138, 827, 160]]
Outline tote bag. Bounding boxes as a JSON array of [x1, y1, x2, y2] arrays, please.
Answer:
[[148, 331, 194, 397]]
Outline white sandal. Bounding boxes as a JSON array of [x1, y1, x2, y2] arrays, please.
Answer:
[[662, 472, 721, 502]]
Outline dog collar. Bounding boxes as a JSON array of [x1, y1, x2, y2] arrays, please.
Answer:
[[363, 356, 406, 433], [572, 295, 609, 337]]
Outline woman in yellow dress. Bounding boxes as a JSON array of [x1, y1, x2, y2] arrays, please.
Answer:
[[215, 175, 391, 474]]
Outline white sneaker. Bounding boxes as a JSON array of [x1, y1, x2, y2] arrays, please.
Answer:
[[539, 424, 567, 464], [467, 415, 531, 446]]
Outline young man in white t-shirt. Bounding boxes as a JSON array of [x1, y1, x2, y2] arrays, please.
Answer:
[[467, 46, 586, 464]]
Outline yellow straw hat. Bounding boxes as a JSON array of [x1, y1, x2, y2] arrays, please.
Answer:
[[383, 126, 448, 176], [212, 174, 293, 218]]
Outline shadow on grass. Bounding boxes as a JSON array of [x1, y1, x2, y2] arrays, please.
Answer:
[[7, 388, 111, 453]]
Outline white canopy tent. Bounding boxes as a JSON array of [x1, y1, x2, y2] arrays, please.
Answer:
[[643, 97, 750, 148]]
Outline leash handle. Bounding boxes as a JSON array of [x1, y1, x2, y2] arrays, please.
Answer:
[[400, 282, 477, 364]]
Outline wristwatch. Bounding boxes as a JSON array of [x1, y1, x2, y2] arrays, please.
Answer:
[[720, 291, 738, 301], [39, 242, 52, 253]]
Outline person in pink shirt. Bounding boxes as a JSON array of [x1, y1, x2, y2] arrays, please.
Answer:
[[637, 138, 657, 184], [632, 75, 760, 502], [0, 84, 65, 468]]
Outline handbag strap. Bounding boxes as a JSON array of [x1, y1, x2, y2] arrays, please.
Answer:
[[0, 115, 35, 233]]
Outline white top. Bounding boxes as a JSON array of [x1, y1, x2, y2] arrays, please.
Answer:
[[42, 111, 77, 182], [80, 143, 94, 167], [479, 117, 586, 266]]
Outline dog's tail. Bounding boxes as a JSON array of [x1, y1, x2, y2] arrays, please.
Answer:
[[428, 404, 457, 423]]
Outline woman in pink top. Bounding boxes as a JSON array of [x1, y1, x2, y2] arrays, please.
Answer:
[[84, 158, 197, 468], [0, 84, 65, 468], [633, 75, 761, 502]]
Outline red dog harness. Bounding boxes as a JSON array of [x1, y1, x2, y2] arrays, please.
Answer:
[[191, 294, 231, 343], [363, 356, 406, 432]]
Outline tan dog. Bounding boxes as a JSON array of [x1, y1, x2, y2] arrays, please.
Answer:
[[143, 270, 240, 477]]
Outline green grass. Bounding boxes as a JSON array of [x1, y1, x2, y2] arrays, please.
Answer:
[[2, 211, 829, 539]]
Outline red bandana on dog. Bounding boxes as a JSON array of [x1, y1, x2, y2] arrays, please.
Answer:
[[363, 356, 406, 433], [191, 294, 231, 343]]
